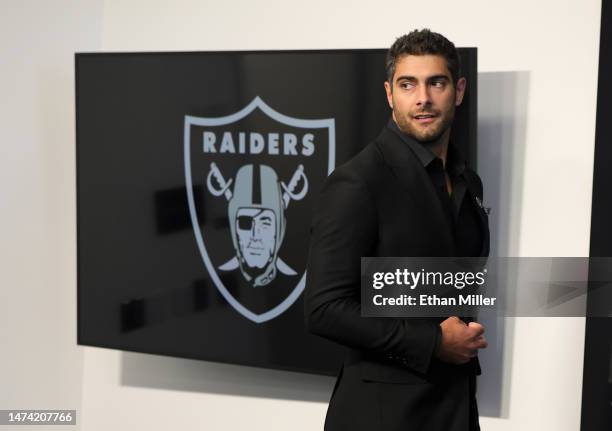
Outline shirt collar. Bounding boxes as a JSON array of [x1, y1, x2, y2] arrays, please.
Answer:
[[386, 117, 466, 177]]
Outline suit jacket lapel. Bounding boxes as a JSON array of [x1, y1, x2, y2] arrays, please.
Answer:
[[463, 173, 491, 258], [374, 128, 455, 255]]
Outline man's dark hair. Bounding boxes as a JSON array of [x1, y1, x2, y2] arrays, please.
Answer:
[[386, 29, 461, 87]]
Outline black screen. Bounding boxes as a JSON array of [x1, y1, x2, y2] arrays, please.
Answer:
[[76, 49, 477, 375]]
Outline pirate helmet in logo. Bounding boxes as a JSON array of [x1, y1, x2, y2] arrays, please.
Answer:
[[228, 164, 285, 286], [207, 161, 309, 287]]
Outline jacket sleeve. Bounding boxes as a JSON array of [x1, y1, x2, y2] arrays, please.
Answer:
[[304, 168, 439, 375]]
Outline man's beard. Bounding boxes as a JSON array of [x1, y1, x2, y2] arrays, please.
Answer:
[[394, 106, 455, 144]]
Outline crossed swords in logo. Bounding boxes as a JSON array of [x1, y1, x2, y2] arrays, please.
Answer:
[[206, 162, 308, 205], [206, 162, 309, 276]]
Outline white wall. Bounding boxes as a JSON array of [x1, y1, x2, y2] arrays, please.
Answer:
[[1, 1, 104, 430], [2, 0, 601, 430]]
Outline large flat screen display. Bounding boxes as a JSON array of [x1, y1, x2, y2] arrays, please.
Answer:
[[76, 49, 477, 375]]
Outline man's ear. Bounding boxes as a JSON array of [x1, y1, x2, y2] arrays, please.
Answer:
[[384, 81, 393, 109], [455, 77, 466, 106]]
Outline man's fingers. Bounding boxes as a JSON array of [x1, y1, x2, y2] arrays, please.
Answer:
[[472, 336, 488, 349], [467, 322, 485, 338], [468, 321, 484, 332], [445, 316, 465, 325], [464, 344, 486, 361]]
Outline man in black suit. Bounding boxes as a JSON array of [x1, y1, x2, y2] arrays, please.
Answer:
[[304, 29, 490, 431]]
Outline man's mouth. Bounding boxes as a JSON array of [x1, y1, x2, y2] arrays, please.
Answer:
[[413, 113, 437, 124]]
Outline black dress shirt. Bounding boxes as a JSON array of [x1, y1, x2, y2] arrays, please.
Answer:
[[387, 118, 483, 257]]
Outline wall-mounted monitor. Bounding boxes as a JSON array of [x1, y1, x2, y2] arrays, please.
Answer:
[[76, 48, 477, 375]]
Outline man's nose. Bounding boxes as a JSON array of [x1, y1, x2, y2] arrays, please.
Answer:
[[416, 84, 432, 107]]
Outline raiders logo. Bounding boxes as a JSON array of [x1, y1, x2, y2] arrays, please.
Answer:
[[184, 97, 335, 323]]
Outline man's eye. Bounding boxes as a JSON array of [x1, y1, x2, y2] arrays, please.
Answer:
[[431, 81, 445, 88], [399, 82, 414, 89]]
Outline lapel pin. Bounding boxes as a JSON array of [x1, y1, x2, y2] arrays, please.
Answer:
[[474, 196, 492, 215]]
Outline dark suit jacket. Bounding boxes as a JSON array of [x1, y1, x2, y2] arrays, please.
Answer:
[[304, 126, 490, 431]]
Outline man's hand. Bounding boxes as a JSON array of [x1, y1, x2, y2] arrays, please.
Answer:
[[436, 316, 488, 364]]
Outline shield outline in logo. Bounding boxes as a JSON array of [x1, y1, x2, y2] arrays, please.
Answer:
[[184, 96, 335, 323]]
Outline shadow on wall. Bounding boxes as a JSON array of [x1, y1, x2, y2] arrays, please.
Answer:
[[121, 351, 335, 403], [119, 70, 530, 416], [476, 71, 530, 419]]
